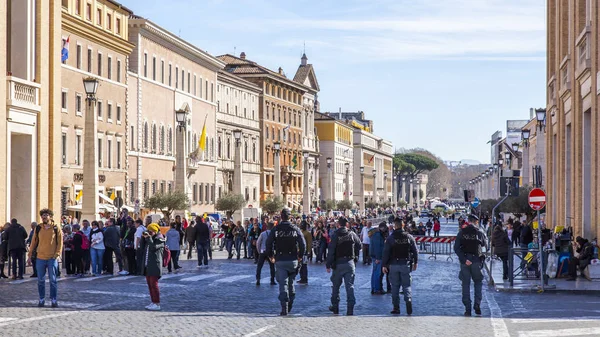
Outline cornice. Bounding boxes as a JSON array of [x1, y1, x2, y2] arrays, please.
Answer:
[[62, 13, 134, 56]]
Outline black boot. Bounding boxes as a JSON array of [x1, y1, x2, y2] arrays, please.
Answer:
[[279, 303, 288, 316], [391, 306, 400, 315], [474, 304, 481, 316], [346, 305, 354, 316], [464, 309, 472, 317], [406, 301, 413, 316], [288, 300, 294, 313], [329, 305, 339, 315]]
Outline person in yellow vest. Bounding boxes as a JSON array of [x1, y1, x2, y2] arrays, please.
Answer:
[[27, 209, 63, 308]]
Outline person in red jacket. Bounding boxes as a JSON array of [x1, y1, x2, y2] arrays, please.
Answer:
[[433, 219, 441, 237]]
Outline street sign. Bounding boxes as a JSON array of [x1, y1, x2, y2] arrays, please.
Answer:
[[528, 188, 546, 211], [471, 197, 480, 208], [113, 196, 123, 209]]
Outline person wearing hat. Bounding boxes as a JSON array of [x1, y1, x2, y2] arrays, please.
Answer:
[[143, 223, 165, 311], [326, 217, 361, 316], [454, 214, 486, 317], [382, 217, 418, 315], [265, 208, 306, 316]]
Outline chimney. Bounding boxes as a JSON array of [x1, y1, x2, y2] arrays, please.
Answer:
[[278, 67, 283, 75], [240, 52, 246, 59]]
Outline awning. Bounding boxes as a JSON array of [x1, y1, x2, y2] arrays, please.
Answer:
[[99, 192, 113, 203], [66, 203, 116, 212]]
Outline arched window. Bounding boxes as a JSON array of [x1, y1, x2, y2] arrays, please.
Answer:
[[218, 136, 222, 158], [227, 137, 231, 159], [143, 122, 148, 151], [252, 142, 256, 162], [167, 127, 173, 154], [152, 124, 157, 151], [244, 141, 248, 162], [160, 125, 165, 153]]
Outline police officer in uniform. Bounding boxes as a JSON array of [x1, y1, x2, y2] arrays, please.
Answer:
[[266, 208, 305, 316], [326, 217, 361, 316], [382, 217, 418, 315], [454, 214, 486, 316]]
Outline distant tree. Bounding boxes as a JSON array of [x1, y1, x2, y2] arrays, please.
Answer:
[[143, 190, 189, 220], [380, 201, 392, 209], [395, 153, 439, 177], [500, 186, 542, 223], [215, 193, 246, 219], [337, 199, 354, 212], [365, 200, 378, 210], [397, 200, 408, 209], [322, 199, 337, 211], [262, 196, 285, 215]]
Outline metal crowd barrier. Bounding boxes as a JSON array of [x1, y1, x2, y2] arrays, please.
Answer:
[[414, 236, 456, 262]]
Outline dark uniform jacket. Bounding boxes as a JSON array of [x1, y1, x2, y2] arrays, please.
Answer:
[[326, 227, 361, 269], [265, 221, 305, 262], [454, 224, 486, 265], [382, 228, 418, 266]]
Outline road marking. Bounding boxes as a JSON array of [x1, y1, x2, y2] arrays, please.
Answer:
[[359, 281, 371, 289], [518, 328, 600, 337], [45, 278, 68, 283], [160, 273, 189, 280], [11, 300, 96, 309], [0, 318, 18, 323], [0, 311, 81, 327], [251, 277, 272, 285], [243, 325, 276, 337], [179, 274, 221, 282], [484, 290, 510, 337], [211, 275, 252, 284], [9, 278, 37, 284], [74, 275, 111, 282], [108, 275, 140, 281], [79, 290, 147, 298], [511, 317, 600, 324]]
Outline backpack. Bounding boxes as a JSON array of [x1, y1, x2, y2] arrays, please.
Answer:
[[78, 231, 91, 250], [162, 245, 171, 268]]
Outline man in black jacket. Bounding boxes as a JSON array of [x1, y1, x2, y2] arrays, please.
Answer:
[[103, 219, 124, 275], [454, 214, 486, 317], [195, 216, 211, 268], [568, 236, 595, 281], [6, 219, 28, 279]]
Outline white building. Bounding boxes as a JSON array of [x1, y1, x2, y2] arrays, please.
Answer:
[[352, 129, 394, 205]]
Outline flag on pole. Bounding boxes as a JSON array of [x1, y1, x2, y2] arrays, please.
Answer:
[[110, 190, 116, 200], [283, 125, 291, 132], [75, 190, 82, 202], [368, 154, 375, 163], [292, 154, 298, 169], [198, 114, 208, 151], [61, 36, 70, 63]]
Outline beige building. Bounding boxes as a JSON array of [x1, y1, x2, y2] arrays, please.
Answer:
[[352, 129, 394, 206], [127, 17, 224, 216], [546, 0, 599, 239], [215, 70, 262, 207], [60, 0, 134, 216], [1, 0, 62, 223]]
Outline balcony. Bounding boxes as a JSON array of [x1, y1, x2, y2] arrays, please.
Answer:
[[7, 76, 41, 113]]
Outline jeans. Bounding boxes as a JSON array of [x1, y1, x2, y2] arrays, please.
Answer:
[[234, 238, 243, 258], [247, 241, 254, 259], [330, 259, 356, 307], [318, 242, 327, 262], [9, 248, 25, 278], [256, 252, 275, 282], [275, 260, 298, 303], [36, 258, 58, 301], [434, 230, 440, 237], [389, 264, 412, 307], [197, 241, 209, 266], [225, 239, 234, 258], [186, 241, 195, 259], [459, 261, 483, 309], [168, 250, 180, 272], [146, 275, 160, 304], [371, 260, 382, 292], [90, 248, 105, 275], [125, 248, 136, 275], [104, 247, 123, 274]]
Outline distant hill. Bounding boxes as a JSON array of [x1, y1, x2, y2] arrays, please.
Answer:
[[460, 159, 482, 166]]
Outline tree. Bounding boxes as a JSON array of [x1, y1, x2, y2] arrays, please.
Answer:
[[337, 199, 354, 212], [321, 199, 337, 211], [215, 193, 246, 219], [380, 201, 392, 209], [499, 186, 541, 222], [143, 190, 189, 220], [395, 153, 439, 177], [262, 196, 285, 215], [397, 200, 407, 209], [365, 200, 378, 209]]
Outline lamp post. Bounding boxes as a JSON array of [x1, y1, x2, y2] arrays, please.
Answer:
[[505, 151, 512, 170], [535, 108, 547, 187], [521, 129, 531, 186], [81, 77, 100, 222], [359, 166, 365, 214], [232, 129, 243, 220], [408, 178, 414, 210], [372, 169, 377, 202], [303, 151, 310, 215], [326, 157, 333, 201], [383, 172, 388, 204], [344, 162, 350, 201], [392, 171, 397, 207], [401, 176, 406, 205], [415, 178, 421, 210], [273, 142, 281, 198]]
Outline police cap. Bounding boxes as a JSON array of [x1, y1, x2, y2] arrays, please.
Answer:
[[468, 214, 479, 222], [281, 208, 291, 218]]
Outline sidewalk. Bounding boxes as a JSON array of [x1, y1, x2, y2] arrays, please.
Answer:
[[485, 257, 600, 294]]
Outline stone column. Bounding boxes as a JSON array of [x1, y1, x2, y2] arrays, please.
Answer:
[[360, 172, 365, 214], [401, 178, 406, 203], [392, 176, 397, 207], [81, 97, 99, 221], [345, 167, 350, 201], [274, 150, 281, 198], [303, 159, 310, 215], [175, 124, 188, 195], [233, 135, 243, 221], [409, 180, 414, 209]]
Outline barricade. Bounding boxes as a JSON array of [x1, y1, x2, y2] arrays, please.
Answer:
[[414, 236, 456, 262]]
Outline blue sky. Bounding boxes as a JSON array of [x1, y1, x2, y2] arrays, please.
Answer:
[[126, 0, 546, 164]]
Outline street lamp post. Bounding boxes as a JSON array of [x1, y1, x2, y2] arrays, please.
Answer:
[[273, 142, 281, 198], [392, 171, 397, 207], [326, 157, 333, 201], [233, 129, 243, 220], [303, 151, 310, 215], [401, 176, 406, 205], [535, 108, 547, 187], [81, 77, 100, 222], [408, 178, 414, 210], [372, 169, 377, 202], [521, 129, 531, 186], [383, 172, 388, 204], [344, 162, 350, 201], [359, 166, 365, 214]]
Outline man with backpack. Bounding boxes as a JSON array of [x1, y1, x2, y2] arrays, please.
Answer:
[[27, 209, 63, 308]]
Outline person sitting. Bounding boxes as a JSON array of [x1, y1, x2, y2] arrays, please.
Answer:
[[567, 236, 594, 281]]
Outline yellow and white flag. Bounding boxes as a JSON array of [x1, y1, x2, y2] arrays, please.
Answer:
[[75, 190, 83, 202], [198, 114, 208, 151], [110, 190, 116, 200]]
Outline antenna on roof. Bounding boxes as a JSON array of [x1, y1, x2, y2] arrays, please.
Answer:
[[234, 46, 236, 55], [303, 40, 306, 54]]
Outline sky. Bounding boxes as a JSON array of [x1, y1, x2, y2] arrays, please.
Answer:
[[125, 0, 547, 164]]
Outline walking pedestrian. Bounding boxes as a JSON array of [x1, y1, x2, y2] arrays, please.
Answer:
[[184, 220, 196, 260], [265, 208, 306, 316], [248, 222, 260, 264], [5, 218, 28, 279], [165, 223, 181, 273], [255, 222, 276, 286], [369, 222, 387, 294], [454, 214, 486, 317], [360, 221, 372, 265], [143, 223, 165, 311], [27, 209, 63, 308], [491, 224, 510, 280], [297, 221, 312, 284], [0, 223, 9, 278], [382, 217, 418, 315], [195, 216, 211, 268], [122, 218, 136, 275], [326, 217, 361, 316], [224, 221, 235, 259], [89, 221, 105, 277], [234, 221, 246, 259], [62, 225, 74, 277], [103, 219, 125, 275], [433, 219, 441, 237], [425, 219, 433, 237]]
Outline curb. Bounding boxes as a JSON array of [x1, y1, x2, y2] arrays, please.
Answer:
[[493, 285, 600, 295]]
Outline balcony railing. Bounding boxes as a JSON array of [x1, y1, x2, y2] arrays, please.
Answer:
[[7, 76, 41, 112]]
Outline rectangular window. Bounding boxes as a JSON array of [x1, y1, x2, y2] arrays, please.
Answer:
[[193, 75, 196, 95], [97, 9, 102, 26], [130, 126, 135, 150], [86, 3, 91, 20], [75, 0, 81, 15], [117, 140, 121, 169], [106, 13, 112, 30], [187, 72, 190, 93], [143, 53, 147, 77], [98, 138, 102, 167], [129, 180, 135, 203], [75, 134, 81, 165], [61, 91, 67, 110], [205, 80, 208, 98], [107, 103, 112, 120], [107, 57, 112, 80], [199, 78, 203, 98], [168, 64, 172, 86], [211, 83, 214, 102], [76, 95, 82, 113], [97, 101, 102, 119], [199, 183, 204, 203], [87, 49, 92, 72], [116, 18, 121, 34], [143, 181, 148, 199], [61, 132, 67, 165], [205, 185, 210, 203], [152, 56, 156, 81], [107, 139, 112, 168], [116, 106, 121, 122], [176, 67, 179, 88], [193, 184, 197, 203], [76, 45, 82, 69], [181, 70, 185, 90], [97, 52, 102, 76], [116, 60, 121, 82], [161, 61, 165, 83]]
